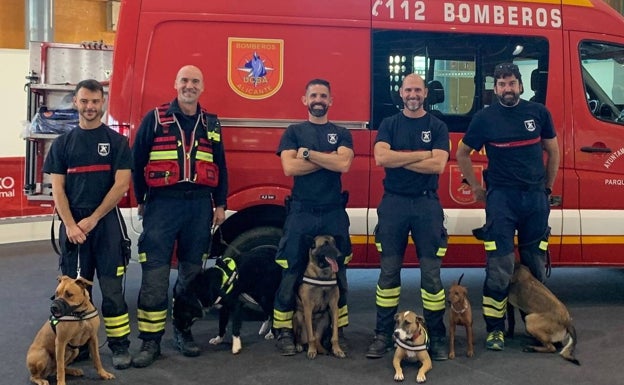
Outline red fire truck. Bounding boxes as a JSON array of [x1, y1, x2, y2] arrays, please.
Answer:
[[106, 0, 624, 267]]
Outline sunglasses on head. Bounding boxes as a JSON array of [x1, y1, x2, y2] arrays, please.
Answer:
[[495, 63, 519, 71]]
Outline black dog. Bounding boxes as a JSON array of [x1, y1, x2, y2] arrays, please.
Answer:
[[173, 245, 282, 354]]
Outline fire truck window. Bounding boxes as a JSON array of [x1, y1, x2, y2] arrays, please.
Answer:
[[580, 41, 624, 124], [371, 31, 549, 132]]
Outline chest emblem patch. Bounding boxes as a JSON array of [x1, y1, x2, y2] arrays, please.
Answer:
[[421, 131, 431, 143], [327, 133, 338, 145], [98, 143, 110, 156], [524, 120, 536, 132]]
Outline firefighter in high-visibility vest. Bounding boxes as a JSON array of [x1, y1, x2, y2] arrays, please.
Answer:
[[131, 65, 228, 368], [273, 78, 354, 356], [456, 62, 559, 352], [366, 74, 450, 361]]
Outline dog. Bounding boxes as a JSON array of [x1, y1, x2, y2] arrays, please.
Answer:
[[393, 310, 432, 383], [26, 276, 114, 385], [447, 273, 474, 359], [507, 263, 580, 365], [174, 245, 282, 354], [293, 235, 346, 359]]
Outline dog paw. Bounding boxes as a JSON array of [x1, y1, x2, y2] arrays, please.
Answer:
[[264, 330, 275, 340], [232, 336, 242, 355], [332, 348, 346, 359], [65, 368, 84, 377], [393, 371, 405, 381], [416, 373, 427, 383], [209, 335, 224, 345], [448, 351, 455, 359], [307, 348, 318, 360], [98, 370, 115, 380], [467, 350, 474, 358]]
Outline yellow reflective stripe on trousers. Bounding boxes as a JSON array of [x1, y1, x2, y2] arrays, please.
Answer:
[[116, 265, 126, 277], [344, 252, 353, 265], [273, 309, 293, 329], [104, 313, 131, 338], [275, 259, 288, 269], [376, 285, 400, 308], [137, 309, 167, 333], [484, 241, 497, 251], [338, 305, 349, 327], [539, 240, 548, 251], [482, 296, 507, 318], [436, 247, 447, 257], [421, 288, 446, 311], [138, 252, 147, 263]]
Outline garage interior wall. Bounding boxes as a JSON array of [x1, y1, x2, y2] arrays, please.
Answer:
[[0, 0, 116, 49]]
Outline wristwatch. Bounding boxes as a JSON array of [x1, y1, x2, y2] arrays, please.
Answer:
[[545, 187, 552, 195], [302, 149, 310, 161]]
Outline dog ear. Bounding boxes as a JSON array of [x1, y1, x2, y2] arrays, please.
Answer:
[[75, 277, 94, 289]]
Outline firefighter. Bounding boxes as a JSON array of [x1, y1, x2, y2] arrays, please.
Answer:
[[456, 62, 559, 351], [366, 74, 450, 361], [131, 65, 228, 367], [43, 79, 133, 370], [273, 78, 354, 356]]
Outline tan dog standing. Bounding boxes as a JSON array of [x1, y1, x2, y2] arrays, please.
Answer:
[[447, 273, 474, 359], [293, 235, 346, 359], [507, 263, 580, 365], [392, 310, 432, 383], [26, 276, 115, 385]]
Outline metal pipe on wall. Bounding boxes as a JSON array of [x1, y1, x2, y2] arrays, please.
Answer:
[[25, 0, 54, 45]]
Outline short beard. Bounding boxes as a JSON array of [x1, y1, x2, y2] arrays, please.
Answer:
[[497, 92, 520, 107], [308, 103, 328, 118]]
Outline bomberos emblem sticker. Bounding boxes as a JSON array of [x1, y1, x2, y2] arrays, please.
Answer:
[[228, 37, 284, 100]]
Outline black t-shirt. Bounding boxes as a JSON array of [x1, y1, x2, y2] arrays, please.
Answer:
[[375, 112, 450, 195], [43, 124, 133, 209], [462, 99, 556, 189], [277, 121, 353, 205]]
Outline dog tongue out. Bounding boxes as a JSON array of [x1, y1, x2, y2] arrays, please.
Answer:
[[325, 257, 339, 273]]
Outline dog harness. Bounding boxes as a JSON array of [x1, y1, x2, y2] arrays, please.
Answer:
[[394, 327, 429, 352], [48, 309, 100, 349], [301, 275, 337, 286], [212, 257, 238, 306]]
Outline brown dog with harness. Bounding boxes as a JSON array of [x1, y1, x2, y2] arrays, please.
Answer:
[[507, 263, 580, 365], [447, 273, 474, 359], [26, 276, 114, 385], [392, 310, 432, 383], [293, 235, 346, 359]]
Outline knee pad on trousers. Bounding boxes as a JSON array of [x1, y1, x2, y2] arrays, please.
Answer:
[[485, 252, 515, 293]]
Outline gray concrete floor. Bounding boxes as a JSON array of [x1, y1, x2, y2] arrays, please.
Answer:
[[3, 240, 624, 385]]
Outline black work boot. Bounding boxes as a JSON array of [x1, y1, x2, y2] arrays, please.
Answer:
[[132, 340, 160, 368], [276, 328, 296, 356], [366, 334, 392, 358], [110, 343, 132, 370], [428, 335, 449, 361], [173, 327, 201, 357]]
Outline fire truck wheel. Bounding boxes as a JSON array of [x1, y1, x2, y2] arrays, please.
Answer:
[[223, 226, 282, 260]]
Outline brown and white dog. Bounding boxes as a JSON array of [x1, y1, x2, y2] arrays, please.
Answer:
[[293, 235, 346, 359], [392, 310, 432, 383], [507, 263, 580, 365], [26, 276, 114, 385], [447, 273, 474, 359]]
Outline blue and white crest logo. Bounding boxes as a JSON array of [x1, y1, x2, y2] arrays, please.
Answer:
[[524, 119, 536, 132], [327, 133, 338, 145], [98, 143, 110, 156], [421, 131, 431, 143]]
